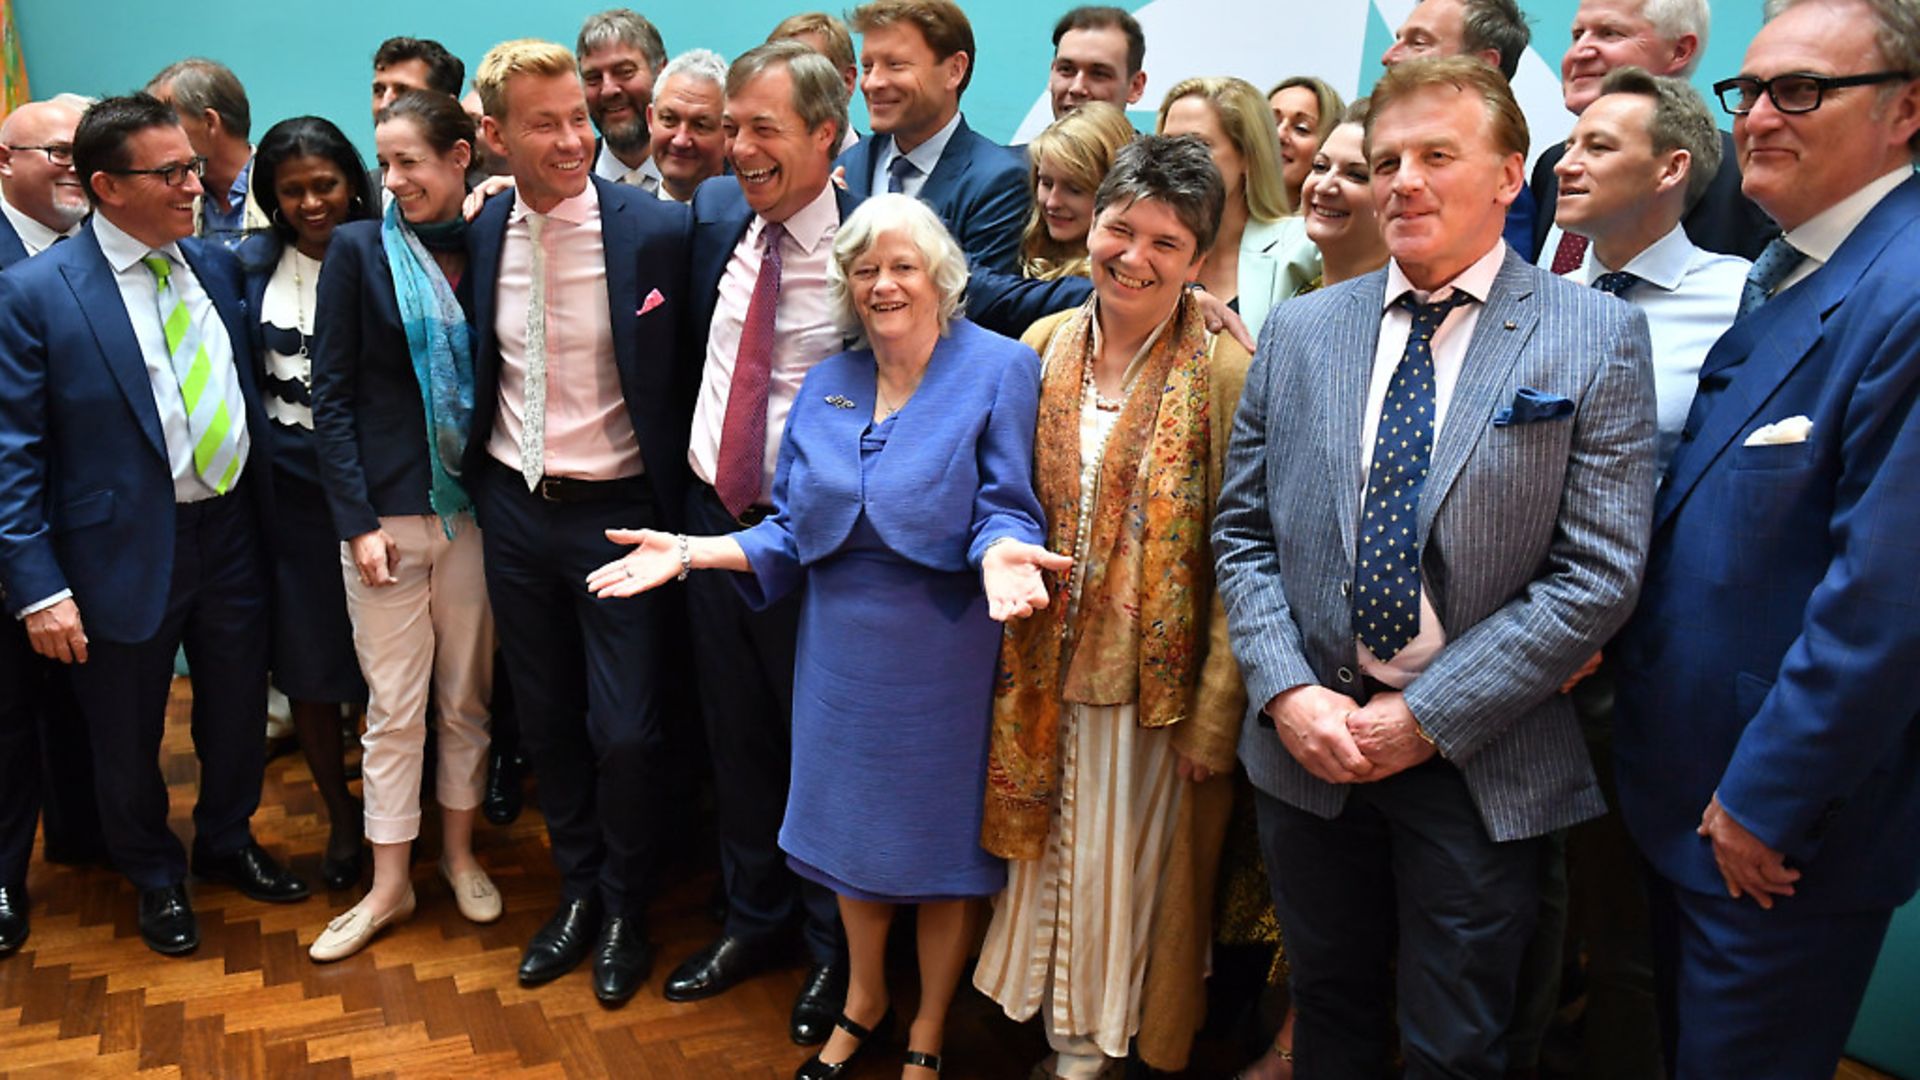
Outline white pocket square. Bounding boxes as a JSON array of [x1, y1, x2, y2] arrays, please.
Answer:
[[1744, 415, 1813, 446]]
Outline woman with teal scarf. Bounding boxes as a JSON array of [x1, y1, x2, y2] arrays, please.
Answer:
[[308, 90, 498, 962]]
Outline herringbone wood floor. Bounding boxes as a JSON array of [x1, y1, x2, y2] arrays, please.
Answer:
[[0, 680, 1900, 1079]]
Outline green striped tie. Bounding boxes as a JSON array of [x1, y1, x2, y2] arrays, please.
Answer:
[[144, 254, 242, 494]]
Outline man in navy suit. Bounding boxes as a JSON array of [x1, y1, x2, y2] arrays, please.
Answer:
[[1612, 2, 1920, 1074], [467, 40, 690, 1007], [836, 0, 1028, 273], [662, 40, 855, 1042], [0, 94, 309, 959]]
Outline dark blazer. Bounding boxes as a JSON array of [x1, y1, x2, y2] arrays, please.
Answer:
[[1530, 130, 1777, 262], [836, 116, 1030, 274], [689, 176, 861, 352], [308, 221, 451, 541], [1613, 175, 1920, 912], [0, 214, 30, 270], [466, 174, 694, 529], [0, 224, 269, 642], [734, 317, 1045, 605]]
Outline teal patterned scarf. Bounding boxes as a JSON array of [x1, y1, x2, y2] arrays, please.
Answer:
[[381, 201, 475, 536]]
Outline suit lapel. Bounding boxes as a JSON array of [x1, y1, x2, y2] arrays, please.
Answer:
[[916, 118, 971, 207], [1327, 280, 1381, 560], [467, 194, 511, 395], [60, 232, 167, 461], [597, 177, 643, 393], [839, 135, 880, 199]]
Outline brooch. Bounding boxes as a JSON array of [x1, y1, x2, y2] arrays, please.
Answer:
[[824, 394, 857, 409]]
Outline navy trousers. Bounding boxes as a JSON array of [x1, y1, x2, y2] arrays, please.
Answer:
[[0, 618, 99, 887]]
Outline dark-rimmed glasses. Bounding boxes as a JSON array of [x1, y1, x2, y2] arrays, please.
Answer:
[[7, 144, 73, 166], [105, 156, 208, 187], [1713, 71, 1914, 115]]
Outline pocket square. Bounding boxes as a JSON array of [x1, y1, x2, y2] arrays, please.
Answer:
[[637, 288, 666, 317], [1743, 415, 1812, 446], [1492, 387, 1575, 427]]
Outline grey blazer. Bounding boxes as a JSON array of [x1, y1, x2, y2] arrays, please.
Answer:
[[1212, 247, 1659, 842]]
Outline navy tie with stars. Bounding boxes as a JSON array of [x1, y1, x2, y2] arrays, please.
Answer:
[[1593, 270, 1641, 297], [1354, 291, 1473, 662]]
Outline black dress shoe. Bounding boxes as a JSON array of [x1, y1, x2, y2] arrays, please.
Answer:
[[795, 1010, 894, 1080], [0, 885, 28, 955], [138, 884, 199, 955], [790, 958, 848, 1045], [663, 933, 778, 1002], [592, 916, 655, 1006], [519, 895, 603, 986], [481, 748, 523, 826], [192, 842, 310, 903], [319, 847, 365, 890]]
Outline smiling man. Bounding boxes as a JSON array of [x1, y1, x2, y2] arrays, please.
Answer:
[[1047, 6, 1148, 120], [646, 49, 729, 203], [577, 9, 669, 192], [1213, 56, 1656, 1076], [1610, 1, 1920, 1074], [466, 38, 692, 1008]]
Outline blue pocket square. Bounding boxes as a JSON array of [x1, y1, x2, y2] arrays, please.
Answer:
[[1492, 387, 1575, 427]]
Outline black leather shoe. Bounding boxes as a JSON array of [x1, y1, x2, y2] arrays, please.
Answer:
[[138, 884, 199, 955], [790, 958, 848, 1045], [663, 933, 779, 1002], [481, 748, 523, 826], [518, 895, 603, 986], [192, 842, 310, 903], [592, 916, 655, 1006], [0, 885, 28, 955], [795, 1010, 894, 1080], [319, 847, 365, 890]]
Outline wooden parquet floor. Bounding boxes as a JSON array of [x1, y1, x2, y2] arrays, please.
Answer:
[[0, 680, 1900, 1079]]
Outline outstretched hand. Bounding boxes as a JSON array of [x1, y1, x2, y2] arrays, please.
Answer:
[[982, 540, 1072, 622], [586, 528, 682, 598]]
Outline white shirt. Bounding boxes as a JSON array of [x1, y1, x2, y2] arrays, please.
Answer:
[[871, 110, 962, 198], [1576, 224, 1747, 470], [0, 198, 76, 255], [1355, 241, 1507, 688], [1775, 167, 1909, 294], [593, 140, 663, 195], [690, 181, 843, 503]]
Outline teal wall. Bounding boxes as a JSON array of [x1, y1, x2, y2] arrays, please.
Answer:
[[15, 1, 1763, 163]]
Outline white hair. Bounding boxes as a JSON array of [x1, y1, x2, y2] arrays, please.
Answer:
[[1640, 0, 1712, 75], [659, 48, 728, 91], [827, 193, 970, 344]]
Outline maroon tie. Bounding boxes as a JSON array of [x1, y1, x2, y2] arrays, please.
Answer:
[[1549, 231, 1590, 276], [715, 222, 786, 517]]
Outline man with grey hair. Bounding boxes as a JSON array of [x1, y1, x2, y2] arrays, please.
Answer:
[[145, 59, 267, 249], [577, 9, 669, 191], [646, 48, 729, 202], [1612, 0, 1920, 1073], [1533, 0, 1776, 264], [666, 37, 855, 1045]]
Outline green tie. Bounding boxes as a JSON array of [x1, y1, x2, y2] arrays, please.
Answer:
[[144, 253, 242, 494]]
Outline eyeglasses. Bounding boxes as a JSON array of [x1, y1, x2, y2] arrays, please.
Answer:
[[105, 156, 208, 187], [7, 144, 74, 166], [1713, 71, 1914, 115]]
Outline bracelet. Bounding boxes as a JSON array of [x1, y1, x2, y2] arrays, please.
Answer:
[[675, 534, 691, 582]]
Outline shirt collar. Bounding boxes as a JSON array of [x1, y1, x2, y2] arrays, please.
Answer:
[[92, 212, 182, 273], [0, 198, 75, 254], [1585, 222, 1696, 292], [511, 178, 599, 227], [893, 110, 963, 176], [1383, 238, 1506, 311], [1784, 167, 1909, 266], [754, 179, 840, 256]]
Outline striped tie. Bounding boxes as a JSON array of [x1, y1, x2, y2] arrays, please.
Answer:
[[144, 253, 243, 494]]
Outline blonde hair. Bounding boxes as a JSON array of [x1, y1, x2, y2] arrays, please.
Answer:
[[1156, 75, 1293, 221], [828, 194, 970, 344], [475, 40, 580, 121], [1365, 56, 1530, 161], [1021, 102, 1136, 280]]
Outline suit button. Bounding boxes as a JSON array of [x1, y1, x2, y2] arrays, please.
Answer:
[[1680, 427, 1696, 443], [1340, 581, 1352, 597], [1336, 667, 1355, 684]]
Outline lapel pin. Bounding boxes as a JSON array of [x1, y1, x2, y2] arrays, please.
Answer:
[[825, 394, 856, 409], [1503, 320, 1517, 330]]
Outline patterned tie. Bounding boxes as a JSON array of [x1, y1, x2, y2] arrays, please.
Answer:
[[886, 155, 918, 194], [143, 253, 244, 494], [714, 222, 786, 516], [1593, 270, 1641, 297], [1549, 232, 1590, 276], [518, 213, 548, 491], [1353, 291, 1473, 662], [1737, 236, 1807, 318]]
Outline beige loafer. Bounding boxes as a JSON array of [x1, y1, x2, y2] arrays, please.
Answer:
[[440, 862, 502, 924], [309, 887, 416, 963]]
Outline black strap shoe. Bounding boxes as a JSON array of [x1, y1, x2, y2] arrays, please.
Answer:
[[519, 895, 603, 986], [904, 1049, 943, 1074], [790, 958, 848, 1045], [138, 884, 199, 955], [592, 916, 655, 1006], [795, 1009, 894, 1080], [191, 842, 310, 903], [663, 933, 779, 1002], [481, 748, 523, 826], [0, 885, 28, 955]]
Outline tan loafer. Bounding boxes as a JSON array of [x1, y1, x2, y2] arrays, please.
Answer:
[[309, 887, 415, 963], [440, 861, 502, 924]]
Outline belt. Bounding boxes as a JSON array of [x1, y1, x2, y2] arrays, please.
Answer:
[[698, 481, 773, 529], [492, 459, 651, 504]]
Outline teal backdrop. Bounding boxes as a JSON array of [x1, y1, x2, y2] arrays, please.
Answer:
[[16, 0, 1763, 167]]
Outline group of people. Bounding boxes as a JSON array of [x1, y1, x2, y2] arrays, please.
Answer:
[[0, 0, 1916, 1078]]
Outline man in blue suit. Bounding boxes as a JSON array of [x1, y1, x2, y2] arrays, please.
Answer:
[[0, 94, 310, 958], [1611, 2, 1920, 1075], [466, 40, 691, 1007], [836, 0, 1028, 273]]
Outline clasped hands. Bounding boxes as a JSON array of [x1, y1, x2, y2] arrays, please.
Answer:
[[1265, 684, 1436, 785]]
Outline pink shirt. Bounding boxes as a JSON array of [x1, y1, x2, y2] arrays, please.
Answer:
[[689, 181, 843, 502], [487, 183, 643, 480]]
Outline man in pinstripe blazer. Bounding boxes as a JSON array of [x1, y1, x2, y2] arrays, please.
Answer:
[[1213, 57, 1658, 1077]]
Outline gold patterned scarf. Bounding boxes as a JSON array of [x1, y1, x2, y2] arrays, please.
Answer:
[[982, 292, 1214, 860]]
